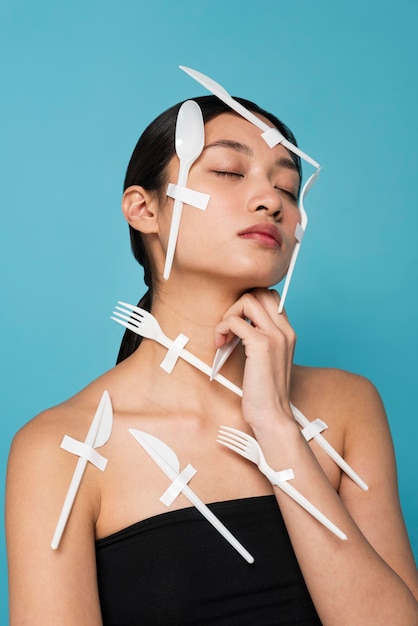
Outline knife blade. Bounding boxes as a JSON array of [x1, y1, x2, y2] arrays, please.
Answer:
[[129, 429, 254, 563]]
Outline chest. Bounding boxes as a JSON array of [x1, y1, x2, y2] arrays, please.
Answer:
[[94, 405, 343, 539]]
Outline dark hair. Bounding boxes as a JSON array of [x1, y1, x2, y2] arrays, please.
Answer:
[[116, 95, 301, 364]]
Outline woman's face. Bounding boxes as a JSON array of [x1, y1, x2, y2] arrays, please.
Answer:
[[156, 111, 302, 290]]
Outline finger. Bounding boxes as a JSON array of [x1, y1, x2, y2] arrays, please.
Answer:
[[251, 289, 295, 344], [216, 293, 278, 338], [214, 314, 257, 348], [247, 290, 296, 391], [251, 288, 288, 320]]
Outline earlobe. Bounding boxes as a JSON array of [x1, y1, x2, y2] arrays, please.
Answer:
[[122, 185, 159, 234]]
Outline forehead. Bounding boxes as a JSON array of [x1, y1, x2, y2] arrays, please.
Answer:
[[202, 112, 300, 176], [205, 113, 294, 163], [204, 111, 274, 142]]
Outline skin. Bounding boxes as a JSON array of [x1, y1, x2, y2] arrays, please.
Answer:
[[6, 113, 418, 625]]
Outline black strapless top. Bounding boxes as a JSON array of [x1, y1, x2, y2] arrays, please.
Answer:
[[96, 495, 322, 625]]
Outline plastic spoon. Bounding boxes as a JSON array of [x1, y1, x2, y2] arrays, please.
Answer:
[[163, 100, 205, 280]]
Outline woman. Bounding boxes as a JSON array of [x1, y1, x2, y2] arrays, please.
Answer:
[[6, 91, 418, 625]]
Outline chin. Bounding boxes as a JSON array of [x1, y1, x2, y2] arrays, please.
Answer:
[[234, 272, 285, 292]]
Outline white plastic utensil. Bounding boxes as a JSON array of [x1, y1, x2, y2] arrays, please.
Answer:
[[111, 303, 242, 395], [210, 336, 241, 381], [179, 65, 321, 313], [277, 167, 321, 313], [290, 404, 368, 491], [129, 429, 254, 563], [163, 100, 205, 280], [179, 65, 319, 168], [111, 302, 367, 490], [51, 390, 113, 549], [211, 171, 321, 376], [217, 426, 347, 541], [278, 174, 308, 314]]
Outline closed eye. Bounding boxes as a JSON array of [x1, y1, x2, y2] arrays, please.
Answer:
[[276, 187, 298, 202], [213, 170, 244, 178]]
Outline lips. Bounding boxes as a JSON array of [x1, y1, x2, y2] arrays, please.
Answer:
[[238, 223, 282, 248]]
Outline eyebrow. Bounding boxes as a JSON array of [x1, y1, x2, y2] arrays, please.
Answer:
[[203, 139, 253, 156], [203, 139, 299, 173]]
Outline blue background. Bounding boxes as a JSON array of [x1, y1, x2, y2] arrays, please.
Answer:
[[1, 0, 417, 619]]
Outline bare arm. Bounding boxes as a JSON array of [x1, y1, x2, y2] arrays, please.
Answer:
[[215, 289, 418, 625], [6, 410, 103, 625]]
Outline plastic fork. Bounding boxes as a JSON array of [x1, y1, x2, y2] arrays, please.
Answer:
[[217, 425, 347, 541], [278, 167, 320, 314], [112, 302, 368, 491], [111, 302, 242, 395]]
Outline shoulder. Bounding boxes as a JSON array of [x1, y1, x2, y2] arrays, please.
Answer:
[[6, 383, 110, 624], [291, 364, 391, 461], [291, 364, 385, 421], [292, 363, 379, 394], [292, 364, 396, 494], [6, 377, 116, 530], [6, 378, 116, 563], [7, 355, 145, 475], [9, 384, 107, 466]]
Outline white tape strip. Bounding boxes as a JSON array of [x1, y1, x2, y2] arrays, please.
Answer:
[[271, 468, 295, 483], [160, 333, 190, 373], [261, 127, 285, 148], [159, 463, 197, 506], [294, 222, 305, 243], [60, 435, 108, 471], [166, 183, 210, 210], [261, 128, 320, 171], [301, 418, 328, 442]]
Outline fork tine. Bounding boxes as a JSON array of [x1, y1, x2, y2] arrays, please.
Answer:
[[117, 300, 136, 309], [219, 425, 252, 442], [217, 433, 247, 452], [112, 310, 137, 324], [114, 306, 143, 322], [118, 301, 147, 317], [216, 438, 252, 461], [110, 316, 138, 333]]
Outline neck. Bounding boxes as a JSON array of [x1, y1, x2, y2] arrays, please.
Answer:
[[150, 274, 246, 364], [117, 279, 246, 412]]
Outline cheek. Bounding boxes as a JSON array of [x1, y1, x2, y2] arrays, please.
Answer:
[[184, 184, 241, 229], [287, 205, 303, 234], [156, 199, 174, 247]]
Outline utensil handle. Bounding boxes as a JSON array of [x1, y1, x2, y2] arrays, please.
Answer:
[[133, 434, 254, 563], [163, 162, 189, 281], [178, 348, 244, 397], [274, 479, 347, 541], [163, 197, 184, 280], [210, 336, 241, 380], [182, 485, 254, 563], [314, 433, 368, 491], [291, 405, 368, 491], [50, 457, 87, 549]]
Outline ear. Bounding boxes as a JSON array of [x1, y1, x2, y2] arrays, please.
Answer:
[[122, 185, 159, 234]]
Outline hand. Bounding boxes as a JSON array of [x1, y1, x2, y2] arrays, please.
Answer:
[[214, 289, 296, 429]]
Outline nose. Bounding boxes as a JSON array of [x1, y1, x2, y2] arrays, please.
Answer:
[[248, 179, 283, 221]]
